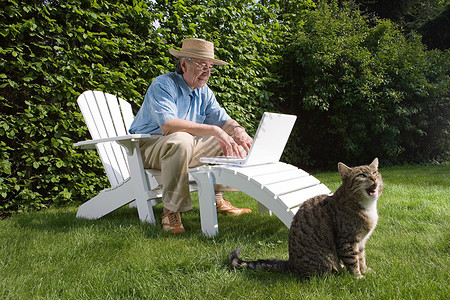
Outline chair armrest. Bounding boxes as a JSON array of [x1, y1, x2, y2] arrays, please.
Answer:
[[74, 134, 152, 149]]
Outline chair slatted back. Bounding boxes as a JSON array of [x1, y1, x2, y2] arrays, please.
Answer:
[[77, 91, 134, 188]]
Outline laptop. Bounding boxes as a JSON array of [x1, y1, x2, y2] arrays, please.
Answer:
[[200, 112, 297, 167]]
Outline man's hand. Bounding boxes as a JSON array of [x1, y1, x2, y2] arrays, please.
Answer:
[[161, 118, 252, 159], [232, 126, 252, 154], [216, 120, 253, 158], [213, 128, 244, 158]]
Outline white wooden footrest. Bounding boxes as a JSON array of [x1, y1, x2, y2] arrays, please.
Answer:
[[189, 162, 331, 237]]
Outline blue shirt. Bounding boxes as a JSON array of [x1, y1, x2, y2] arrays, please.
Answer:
[[129, 72, 231, 135]]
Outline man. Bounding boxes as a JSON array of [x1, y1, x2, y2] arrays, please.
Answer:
[[129, 38, 253, 234]]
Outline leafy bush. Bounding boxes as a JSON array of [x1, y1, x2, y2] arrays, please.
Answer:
[[0, 0, 177, 216], [0, 0, 282, 216], [1, 0, 448, 215], [278, 2, 449, 168]]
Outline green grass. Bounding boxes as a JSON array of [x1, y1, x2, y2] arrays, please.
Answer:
[[1, 164, 449, 299]]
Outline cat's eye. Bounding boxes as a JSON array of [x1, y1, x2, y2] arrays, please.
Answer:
[[357, 174, 366, 178]]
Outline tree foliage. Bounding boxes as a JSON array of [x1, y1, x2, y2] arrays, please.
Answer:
[[418, 4, 450, 50], [277, 1, 449, 168], [354, 0, 450, 50], [0, 0, 448, 215], [0, 0, 284, 216], [0, 0, 170, 216]]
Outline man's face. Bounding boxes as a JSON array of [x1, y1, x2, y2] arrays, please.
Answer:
[[181, 58, 214, 90]]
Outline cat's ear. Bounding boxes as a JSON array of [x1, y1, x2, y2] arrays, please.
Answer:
[[369, 158, 379, 169], [338, 162, 351, 178]]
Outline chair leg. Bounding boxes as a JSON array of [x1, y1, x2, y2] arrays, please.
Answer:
[[76, 178, 157, 224], [190, 171, 219, 237], [134, 195, 157, 224], [257, 202, 272, 215]]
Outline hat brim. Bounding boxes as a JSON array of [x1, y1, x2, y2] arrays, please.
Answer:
[[169, 49, 228, 65]]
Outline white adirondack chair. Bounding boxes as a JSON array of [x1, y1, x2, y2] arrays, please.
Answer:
[[74, 90, 197, 224], [74, 90, 330, 237]]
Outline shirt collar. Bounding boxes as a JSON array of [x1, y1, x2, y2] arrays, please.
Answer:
[[174, 73, 200, 98], [175, 73, 194, 98]]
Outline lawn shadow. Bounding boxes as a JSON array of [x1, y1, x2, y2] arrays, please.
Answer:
[[9, 193, 290, 246], [8, 204, 165, 238]]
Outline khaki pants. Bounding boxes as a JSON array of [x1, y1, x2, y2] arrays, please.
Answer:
[[139, 132, 224, 212]]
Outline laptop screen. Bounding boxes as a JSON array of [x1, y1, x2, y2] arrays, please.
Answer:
[[200, 112, 297, 166], [244, 112, 297, 165]]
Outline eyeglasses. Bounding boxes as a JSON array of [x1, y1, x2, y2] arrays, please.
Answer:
[[185, 58, 217, 73]]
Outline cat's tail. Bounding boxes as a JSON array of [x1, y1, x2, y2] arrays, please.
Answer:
[[229, 248, 290, 273]]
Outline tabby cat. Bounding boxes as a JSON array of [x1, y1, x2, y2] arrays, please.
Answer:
[[230, 158, 383, 279]]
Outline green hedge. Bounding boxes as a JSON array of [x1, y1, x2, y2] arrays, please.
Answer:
[[0, 0, 282, 216], [1, 0, 448, 215], [0, 0, 161, 216]]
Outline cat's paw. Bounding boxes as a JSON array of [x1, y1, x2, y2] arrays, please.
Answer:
[[352, 273, 364, 279], [354, 268, 376, 279], [362, 267, 376, 275]]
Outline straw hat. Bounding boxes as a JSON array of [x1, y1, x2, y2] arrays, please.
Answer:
[[169, 38, 228, 65]]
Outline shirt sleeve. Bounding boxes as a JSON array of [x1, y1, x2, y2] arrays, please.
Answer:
[[148, 80, 179, 127]]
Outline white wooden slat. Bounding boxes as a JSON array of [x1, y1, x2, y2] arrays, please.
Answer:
[[250, 169, 309, 186], [265, 175, 321, 197], [226, 162, 298, 179], [220, 167, 254, 182], [94, 92, 130, 183], [84, 92, 109, 139], [101, 93, 131, 180], [78, 91, 126, 186], [97, 142, 126, 186], [74, 134, 153, 148], [224, 163, 278, 177], [93, 91, 117, 138], [78, 92, 101, 140], [96, 143, 121, 187], [93, 92, 131, 182], [119, 97, 135, 132], [278, 184, 331, 209], [90, 92, 127, 184], [104, 93, 131, 180], [111, 144, 130, 180], [78, 92, 121, 186], [105, 93, 128, 136]]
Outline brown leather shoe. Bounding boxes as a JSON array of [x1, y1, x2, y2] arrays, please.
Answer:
[[216, 199, 252, 216], [161, 211, 185, 234]]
